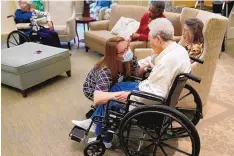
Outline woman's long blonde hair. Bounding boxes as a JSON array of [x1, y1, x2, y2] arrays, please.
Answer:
[[96, 37, 132, 83]]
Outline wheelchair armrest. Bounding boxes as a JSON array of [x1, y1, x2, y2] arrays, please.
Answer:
[[7, 15, 15, 19], [123, 76, 142, 82], [107, 99, 127, 108], [128, 91, 165, 103]]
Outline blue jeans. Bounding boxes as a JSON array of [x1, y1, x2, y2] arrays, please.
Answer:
[[91, 82, 139, 142]]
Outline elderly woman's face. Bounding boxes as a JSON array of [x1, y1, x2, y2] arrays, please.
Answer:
[[19, 1, 30, 12], [183, 24, 193, 44], [148, 5, 160, 19]]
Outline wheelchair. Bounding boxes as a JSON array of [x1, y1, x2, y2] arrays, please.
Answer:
[[69, 56, 204, 156], [6, 15, 48, 48]]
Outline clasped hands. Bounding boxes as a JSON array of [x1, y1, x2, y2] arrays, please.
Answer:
[[126, 33, 140, 42]]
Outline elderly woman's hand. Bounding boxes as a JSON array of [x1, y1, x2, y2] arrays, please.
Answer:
[[131, 33, 140, 41], [48, 21, 54, 30]]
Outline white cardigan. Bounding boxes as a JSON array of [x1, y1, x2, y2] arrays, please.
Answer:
[[134, 42, 191, 104]]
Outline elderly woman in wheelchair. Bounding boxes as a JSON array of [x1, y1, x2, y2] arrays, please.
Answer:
[[70, 18, 203, 156], [6, 0, 61, 48]]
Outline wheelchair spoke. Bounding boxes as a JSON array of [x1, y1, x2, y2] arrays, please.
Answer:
[[12, 34, 19, 45], [176, 107, 197, 112], [158, 117, 171, 139], [158, 144, 169, 156], [161, 133, 190, 141], [125, 136, 154, 142], [8, 41, 17, 46], [159, 142, 191, 156], [135, 123, 156, 140], [153, 144, 158, 156], [178, 91, 192, 101]]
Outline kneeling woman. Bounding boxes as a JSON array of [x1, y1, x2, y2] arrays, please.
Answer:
[[72, 37, 140, 147]]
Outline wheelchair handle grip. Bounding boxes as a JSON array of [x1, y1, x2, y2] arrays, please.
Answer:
[[7, 15, 15, 19], [183, 73, 201, 83], [189, 56, 204, 64]]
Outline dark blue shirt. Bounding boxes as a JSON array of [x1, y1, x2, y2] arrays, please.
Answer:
[[15, 9, 32, 23]]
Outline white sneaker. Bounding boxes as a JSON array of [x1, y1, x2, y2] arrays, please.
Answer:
[[88, 137, 112, 149], [71, 119, 96, 132]]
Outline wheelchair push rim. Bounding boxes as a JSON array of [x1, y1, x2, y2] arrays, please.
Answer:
[[176, 84, 203, 126], [7, 30, 30, 48], [118, 105, 200, 156]]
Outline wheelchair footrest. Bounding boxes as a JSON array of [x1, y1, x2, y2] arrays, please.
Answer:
[[69, 126, 87, 143]]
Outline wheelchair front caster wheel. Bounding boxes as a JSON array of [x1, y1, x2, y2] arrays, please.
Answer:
[[84, 140, 106, 156]]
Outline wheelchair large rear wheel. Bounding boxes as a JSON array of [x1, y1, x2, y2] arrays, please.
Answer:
[[176, 84, 203, 126], [7, 30, 30, 48], [119, 105, 200, 156]]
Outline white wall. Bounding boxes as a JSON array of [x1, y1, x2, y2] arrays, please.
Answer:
[[75, 1, 84, 17], [1, 1, 17, 35]]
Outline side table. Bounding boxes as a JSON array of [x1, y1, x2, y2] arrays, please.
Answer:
[[76, 17, 96, 49]]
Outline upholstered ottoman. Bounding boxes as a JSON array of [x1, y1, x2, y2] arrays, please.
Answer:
[[1, 43, 71, 97]]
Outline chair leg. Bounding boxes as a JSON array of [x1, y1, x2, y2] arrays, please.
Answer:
[[74, 38, 76, 43], [85, 46, 89, 52], [68, 42, 71, 50], [21, 89, 27, 98], [66, 70, 71, 77]]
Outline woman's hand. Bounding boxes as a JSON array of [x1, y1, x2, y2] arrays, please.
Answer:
[[48, 21, 54, 30], [131, 33, 140, 41], [125, 36, 132, 43], [115, 91, 130, 102]]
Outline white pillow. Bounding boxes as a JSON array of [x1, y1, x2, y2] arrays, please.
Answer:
[[118, 20, 140, 38], [111, 17, 135, 35]]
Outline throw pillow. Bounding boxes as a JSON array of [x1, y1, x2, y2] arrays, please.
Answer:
[[118, 20, 140, 38], [111, 17, 135, 35]]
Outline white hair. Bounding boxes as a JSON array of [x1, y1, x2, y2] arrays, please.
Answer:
[[149, 18, 174, 41], [18, 0, 33, 5]]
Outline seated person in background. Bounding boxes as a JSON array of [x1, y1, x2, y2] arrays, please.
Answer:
[[90, 0, 112, 19], [72, 18, 191, 148], [72, 36, 140, 132], [138, 18, 204, 75], [129, 0, 166, 42], [179, 18, 204, 63], [15, 0, 61, 47]]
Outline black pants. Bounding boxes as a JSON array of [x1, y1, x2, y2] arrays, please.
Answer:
[[40, 28, 61, 48], [213, 1, 234, 52]]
